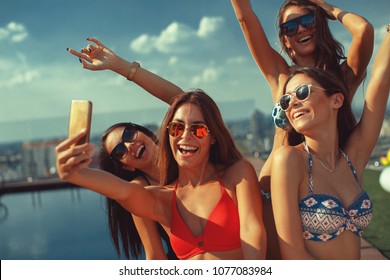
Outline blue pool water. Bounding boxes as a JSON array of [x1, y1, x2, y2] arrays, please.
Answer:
[[0, 187, 129, 260]]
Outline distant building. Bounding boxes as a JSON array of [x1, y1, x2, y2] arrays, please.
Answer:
[[0, 143, 23, 182], [21, 140, 61, 181]]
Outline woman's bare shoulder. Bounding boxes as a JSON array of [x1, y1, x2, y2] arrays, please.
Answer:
[[273, 145, 304, 161]]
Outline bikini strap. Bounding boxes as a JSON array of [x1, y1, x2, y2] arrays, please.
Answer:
[[217, 174, 226, 192], [303, 142, 314, 194], [174, 180, 179, 193], [140, 174, 151, 186], [339, 149, 363, 188]]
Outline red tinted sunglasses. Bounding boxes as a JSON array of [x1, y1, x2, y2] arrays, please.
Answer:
[[167, 121, 210, 139]]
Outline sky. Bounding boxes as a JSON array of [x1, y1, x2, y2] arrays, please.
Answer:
[[1, 0, 389, 143]]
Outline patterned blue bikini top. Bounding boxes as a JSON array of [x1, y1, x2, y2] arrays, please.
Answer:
[[299, 144, 373, 242]]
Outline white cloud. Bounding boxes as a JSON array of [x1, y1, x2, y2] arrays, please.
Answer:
[[7, 22, 25, 32], [0, 21, 28, 43], [0, 55, 40, 89], [8, 70, 40, 86], [130, 34, 155, 54], [191, 66, 220, 86], [1, 69, 40, 88], [197, 17, 224, 38], [155, 22, 194, 53], [130, 16, 225, 54], [12, 32, 28, 43], [0, 28, 10, 40], [226, 56, 247, 64], [168, 56, 179, 66]]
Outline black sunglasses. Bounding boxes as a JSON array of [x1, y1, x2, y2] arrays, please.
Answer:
[[280, 12, 316, 37], [279, 84, 325, 111], [167, 121, 210, 139], [109, 123, 138, 160]]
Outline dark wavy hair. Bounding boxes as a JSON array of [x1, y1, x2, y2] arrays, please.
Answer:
[[98, 122, 176, 259], [157, 89, 243, 185], [283, 67, 356, 148], [277, 0, 345, 73]]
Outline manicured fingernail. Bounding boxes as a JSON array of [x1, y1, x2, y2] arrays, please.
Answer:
[[79, 58, 82, 63], [86, 38, 90, 40], [66, 48, 69, 51], [80, 49, 83, 53]]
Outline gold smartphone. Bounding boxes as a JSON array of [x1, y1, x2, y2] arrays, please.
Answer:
[[68, 100, 93, 145]]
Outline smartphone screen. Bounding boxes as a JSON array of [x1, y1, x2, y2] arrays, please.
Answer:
[[68, 100, 92, 145]]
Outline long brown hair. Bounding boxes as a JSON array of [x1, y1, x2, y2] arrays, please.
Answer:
[[157, 89, 243, 185], [98, 122, 176, 259], [283, 67, 356, 148], [277, 0, 345, 72]]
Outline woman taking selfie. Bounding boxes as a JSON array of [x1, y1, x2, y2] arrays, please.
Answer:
[[56, 90, 267, 260]]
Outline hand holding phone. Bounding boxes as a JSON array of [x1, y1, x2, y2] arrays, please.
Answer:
[[68, 100, 92, 145]]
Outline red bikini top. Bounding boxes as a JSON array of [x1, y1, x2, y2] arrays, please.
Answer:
[[170, 177, 241, 259]]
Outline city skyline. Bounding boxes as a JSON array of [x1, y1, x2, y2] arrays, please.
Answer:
[[0, 99, 256, 144]]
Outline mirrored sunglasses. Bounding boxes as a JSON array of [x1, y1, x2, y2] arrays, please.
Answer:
[[109, 123, 138, 160], [279, 84, 325, 111], [280, 12, 316, 37], [167, 122, 210, 139]]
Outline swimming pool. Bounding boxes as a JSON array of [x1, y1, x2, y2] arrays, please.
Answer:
[[0, 187, 129, 260]]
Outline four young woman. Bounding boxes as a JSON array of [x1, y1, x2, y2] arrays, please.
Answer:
[[57, 0, 389, 259]]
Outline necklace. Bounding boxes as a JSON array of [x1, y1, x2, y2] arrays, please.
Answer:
[[311, 151, 340, 173], [303, 141, 340, 173]]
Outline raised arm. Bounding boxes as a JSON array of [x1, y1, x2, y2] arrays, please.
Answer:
[[309, 0, 374, 97], [231, 0, 289, 99], [234, 160, 267, 259], [67, 38, 184, 105], [348, 28, 390, 170], [55, 130, 166, 223]]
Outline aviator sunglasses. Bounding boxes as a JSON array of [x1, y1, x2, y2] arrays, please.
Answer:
[[280, 12, 316, 37], [109, 123, 138, 160], [278, 84, 325, 111], [167, 121, 210, 139]]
